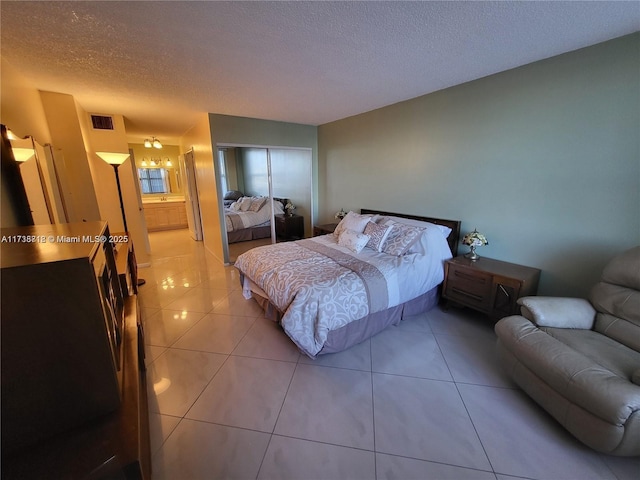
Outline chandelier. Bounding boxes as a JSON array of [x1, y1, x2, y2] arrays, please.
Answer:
[[143, 136, 162, 149]]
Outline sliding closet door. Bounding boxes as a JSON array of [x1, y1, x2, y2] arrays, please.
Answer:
[[218, 145, 313, 263], [220, 147, 275, 263], [269, 148, 313, 238]]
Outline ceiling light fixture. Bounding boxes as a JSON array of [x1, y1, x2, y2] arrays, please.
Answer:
[[144, 136, 162, 149]]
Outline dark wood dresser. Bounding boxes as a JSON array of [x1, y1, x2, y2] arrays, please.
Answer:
[[1, 222, 150, 479]]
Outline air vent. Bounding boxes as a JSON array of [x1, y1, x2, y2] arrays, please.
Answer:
[[90, 115, 114, 130]]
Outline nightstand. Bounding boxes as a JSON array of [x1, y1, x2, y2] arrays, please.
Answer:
[[275, 214, 304, 240], [313, 223, 339, 236], [442, 256, 541, 318]]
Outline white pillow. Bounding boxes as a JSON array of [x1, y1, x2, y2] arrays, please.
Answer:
[[363, 221, 393, 252], [237, 196, 253, 212], [334, 211, 374, 238], [379, 215, 452, 238], [338, 229, 371, 254], [406, 223, 451, 256]]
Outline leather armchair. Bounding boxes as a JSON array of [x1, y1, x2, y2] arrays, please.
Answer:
[[495, 246, 640, 456]]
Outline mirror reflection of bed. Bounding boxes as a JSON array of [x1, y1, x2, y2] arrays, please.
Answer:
[[223, 192, 289, 261], [218, 146, 312, 263]]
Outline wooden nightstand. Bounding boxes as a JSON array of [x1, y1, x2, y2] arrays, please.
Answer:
[[275, 214, 304, 241], [442, 256, 541, 318], [313, 223, 339, 236]]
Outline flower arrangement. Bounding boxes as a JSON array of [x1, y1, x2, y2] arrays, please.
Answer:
[[335, 208, 346, 220], [285, 201, 296, 215], [462, 229, 488, 261]]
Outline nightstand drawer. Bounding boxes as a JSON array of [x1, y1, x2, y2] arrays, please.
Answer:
[[444, 284, 492, 310], [445, 264, 492, 296], [442, 256, 541, 318], [443, 264, 493, 310]]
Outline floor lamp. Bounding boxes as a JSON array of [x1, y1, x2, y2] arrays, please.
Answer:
[[96, 152, 146, 286]]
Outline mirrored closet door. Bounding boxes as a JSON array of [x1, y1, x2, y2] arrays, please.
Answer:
[[217, 145, 312, 263]]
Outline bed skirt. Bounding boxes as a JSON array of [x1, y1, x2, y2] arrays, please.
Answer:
[[247, 283, 439, 357], [227, 225, 271, 243]]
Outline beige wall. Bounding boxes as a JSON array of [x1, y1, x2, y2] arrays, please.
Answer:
[[78, 111, 150, 265], [180, 113, 222, 262], [40, 91, 101, 223], [0, 58, 51, 143]]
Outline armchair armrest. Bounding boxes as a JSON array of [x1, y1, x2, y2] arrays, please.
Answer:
[[517, 296, 596, 329]]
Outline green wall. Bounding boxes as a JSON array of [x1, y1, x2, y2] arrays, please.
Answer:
[[318, 33, 639, 297]]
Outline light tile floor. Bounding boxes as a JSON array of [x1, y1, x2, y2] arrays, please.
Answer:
[[140, 229, 639, 480]]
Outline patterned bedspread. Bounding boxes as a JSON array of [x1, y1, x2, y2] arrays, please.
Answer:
[[234, 238, 393, 357]]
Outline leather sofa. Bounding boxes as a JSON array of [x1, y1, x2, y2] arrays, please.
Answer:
[[495, 246, 640, 456]]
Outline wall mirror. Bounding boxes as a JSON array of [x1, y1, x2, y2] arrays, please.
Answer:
[[7, 129, 69, 224], [128, 143, 183, 200]]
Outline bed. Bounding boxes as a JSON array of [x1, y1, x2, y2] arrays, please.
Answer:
[[224, 194, 288, 244], [234, 209, 461, 358]]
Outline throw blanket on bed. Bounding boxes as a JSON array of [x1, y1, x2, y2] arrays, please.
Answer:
[[226, 211, 246, 232], [224, 206, 272, 232], [234, 239, 392, 357]]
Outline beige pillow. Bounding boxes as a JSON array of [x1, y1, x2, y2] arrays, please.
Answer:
[[381, 221, 424, 256], [363, 221, 393, 252], [334, 211, 373, 238], [338, 229, 370, 254], [249, 196, 267, 212]]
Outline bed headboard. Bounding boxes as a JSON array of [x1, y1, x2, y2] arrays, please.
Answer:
[[273, 197, 289, 208], [360, 209, 461, 257]]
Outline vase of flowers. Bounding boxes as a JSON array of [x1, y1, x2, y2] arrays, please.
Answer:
[[285, 201, 296, 216], [335, 208, 346, 220]]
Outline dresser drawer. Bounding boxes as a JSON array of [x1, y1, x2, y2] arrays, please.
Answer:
[[443, 264, 493, 310]]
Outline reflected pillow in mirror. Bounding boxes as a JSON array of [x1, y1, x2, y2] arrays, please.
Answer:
[[249, 196, 267, 212]]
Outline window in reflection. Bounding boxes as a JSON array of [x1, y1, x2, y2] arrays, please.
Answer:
[[138, 168, 168, 194]]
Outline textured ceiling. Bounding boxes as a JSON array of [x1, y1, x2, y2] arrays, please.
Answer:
[[1, 1, 639, 143]]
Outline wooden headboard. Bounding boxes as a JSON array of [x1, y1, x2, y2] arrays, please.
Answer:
[[273, 197, 289, 208], [360, 209, 461, 257]]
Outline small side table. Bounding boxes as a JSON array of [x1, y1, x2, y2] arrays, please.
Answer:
[[442, 255, 541, 318], [275, 214, 304, 241], [313, 223, 339, 236]]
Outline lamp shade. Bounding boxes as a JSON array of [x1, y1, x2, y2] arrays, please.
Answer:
[[462, 229, 488, 247], [152, 138, 162, 149], [96, 151, 130, 165], [144, 139, 152, 148]]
